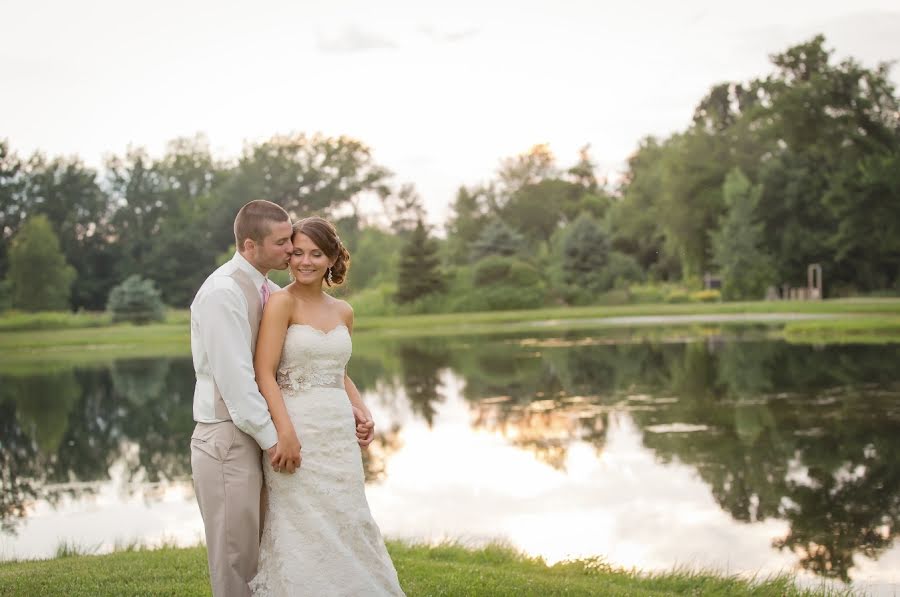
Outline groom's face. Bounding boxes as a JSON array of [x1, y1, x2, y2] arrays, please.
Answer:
[[250, 220, 294, 272]]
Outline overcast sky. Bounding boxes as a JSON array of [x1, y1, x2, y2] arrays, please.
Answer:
[[3, 0, 899, 227]]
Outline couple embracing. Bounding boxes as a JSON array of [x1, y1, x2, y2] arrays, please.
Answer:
[[189, 200, 405, 596]]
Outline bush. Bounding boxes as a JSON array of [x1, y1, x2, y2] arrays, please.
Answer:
[[451, 284, 546, 312], [472, 256, 541, 288], [349, 283, 399, 317], [605, 252, 645, 289], [106, 275, 166, 324], [627, 284, 669, 304], [629, 283, 712, 304], [664, 289, 690, 303], [690, 289, 722, 303], [452, 256, 546, 312]]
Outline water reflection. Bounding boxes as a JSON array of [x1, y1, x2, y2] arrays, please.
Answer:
[[1, 334, 899, 591]]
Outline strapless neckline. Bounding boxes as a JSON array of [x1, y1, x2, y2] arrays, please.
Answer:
[[287, 323, 348, 336]]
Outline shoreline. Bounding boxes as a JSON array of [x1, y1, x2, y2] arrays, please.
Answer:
[[1, 300, 899, 367]]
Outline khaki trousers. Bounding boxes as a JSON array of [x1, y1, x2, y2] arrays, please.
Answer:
[[191, 421, 263, 597]]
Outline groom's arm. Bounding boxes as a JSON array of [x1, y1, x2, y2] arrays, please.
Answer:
[[196, 284, 278, 450]]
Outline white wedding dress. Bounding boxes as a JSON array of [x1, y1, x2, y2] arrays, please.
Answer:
[[249, 324, 405, 597]]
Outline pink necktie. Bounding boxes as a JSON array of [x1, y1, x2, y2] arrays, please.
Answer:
[[261, 282, 270, 306]]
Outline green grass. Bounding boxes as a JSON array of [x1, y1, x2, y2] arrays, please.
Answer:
[[783, 316, 900, 344], [0, 542, 848, 597], [0, 308, 189, 332], [0, 310, 112, 331], [0, 321, 190, 365]]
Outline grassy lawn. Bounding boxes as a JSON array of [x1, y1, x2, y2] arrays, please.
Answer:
[[0, 543, 846, 597], [783, 316, 900, 344], [1, 299, 898, 365]]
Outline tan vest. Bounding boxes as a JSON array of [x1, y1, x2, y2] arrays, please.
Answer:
[[213, 269, 265, 420]]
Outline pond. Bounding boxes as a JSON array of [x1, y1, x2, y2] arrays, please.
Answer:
[[1, 329, 899, 594]]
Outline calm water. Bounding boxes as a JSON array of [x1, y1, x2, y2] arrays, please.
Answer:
[[2, 330, 899, 594]]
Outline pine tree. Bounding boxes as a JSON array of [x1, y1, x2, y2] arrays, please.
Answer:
[[471, 219, 525, 260], [395, 219, 444, 304], [106, 274, 166, 324], [561, 212, 609, 288]]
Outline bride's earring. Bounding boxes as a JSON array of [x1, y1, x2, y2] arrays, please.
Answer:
[[288, 269, 295, 282], [326, 267, 333, 285]]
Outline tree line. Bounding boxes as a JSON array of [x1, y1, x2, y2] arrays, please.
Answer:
[[1, 35, 898, 314], [435, 35, 900, 308]]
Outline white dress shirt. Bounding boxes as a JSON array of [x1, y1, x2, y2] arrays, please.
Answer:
[[190, 252, 279, 450]]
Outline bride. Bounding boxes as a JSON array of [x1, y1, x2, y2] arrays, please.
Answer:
[[249, 216, 405, 596]]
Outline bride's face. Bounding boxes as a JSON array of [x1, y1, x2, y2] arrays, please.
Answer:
[[290, 232, 334, 285]]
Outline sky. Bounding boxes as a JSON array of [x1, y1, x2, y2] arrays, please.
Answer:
[[2, 0, 899, 228]]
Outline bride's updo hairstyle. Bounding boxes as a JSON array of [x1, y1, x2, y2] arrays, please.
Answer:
[[292, 216, 350, 287]]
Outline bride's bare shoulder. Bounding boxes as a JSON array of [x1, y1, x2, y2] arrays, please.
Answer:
[[268, 289, 295, 306], [327, 296, 354, 325], [264, 290, 296, 318]]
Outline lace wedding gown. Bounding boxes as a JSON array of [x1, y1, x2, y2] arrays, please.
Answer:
[[249, 324, 405, 597]]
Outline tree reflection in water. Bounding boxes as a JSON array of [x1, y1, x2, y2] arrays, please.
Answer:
[[361, 424, 404, 484], [625, 341, 900, 582], [447, 335, 900, 581], [1, 336, 899, 581], [0, 358, 193, 534]]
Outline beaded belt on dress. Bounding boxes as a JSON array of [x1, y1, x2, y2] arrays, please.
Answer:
[[276, 368, 345, 392]]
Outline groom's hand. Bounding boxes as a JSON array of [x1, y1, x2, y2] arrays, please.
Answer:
[[352, 405, 375, 448], [268, 432, 302, 473]]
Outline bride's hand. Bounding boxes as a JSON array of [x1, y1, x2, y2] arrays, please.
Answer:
[[351, 405, 375, 448], [269, 431, 302, 473]]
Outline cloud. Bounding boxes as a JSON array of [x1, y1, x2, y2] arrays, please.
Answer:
[[820, 11, 900, 66], [316, 25, 397, 54], [418, 25, 479, 44], [735, 11, 900, 75]]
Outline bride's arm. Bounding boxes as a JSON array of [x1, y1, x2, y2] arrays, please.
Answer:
[[345, 375, 374, 447], [341, 302, 375, 447], [254, 292, 302, 471]]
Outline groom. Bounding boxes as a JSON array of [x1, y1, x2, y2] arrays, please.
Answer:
[[189, 200, 300, 596]]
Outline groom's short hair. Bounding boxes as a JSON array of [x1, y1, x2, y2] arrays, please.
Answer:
[[234, 200, 291, 249]]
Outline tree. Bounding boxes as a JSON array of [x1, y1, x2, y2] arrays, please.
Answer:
[[382, 183, 426, 236], [558, 213, 610, 302], [824, 152, 900, 291], [609, 137, 678, 279], [7, 215, 76, 311], [711, 169, 775, 300], [0, 146, 114, 310], [0, 141, 26, 281], [444, 185, 491, 264], [567, 144, 600, 191], [658, 129, 730, 279], [106, 148, 171, 280], [106, 274, 166, 324], [501, 179, 584, 243], [752, 35, 900, 292], [0, 279, 10, 310], [234, 133, 392, 221], [496, 143, 558, 201], [344, 226, 403, 293], [395, 220, 444, 304], [471, 219, 525, 260]]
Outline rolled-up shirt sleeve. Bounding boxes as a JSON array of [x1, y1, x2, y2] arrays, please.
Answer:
[[195, 284, 278, 450]]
